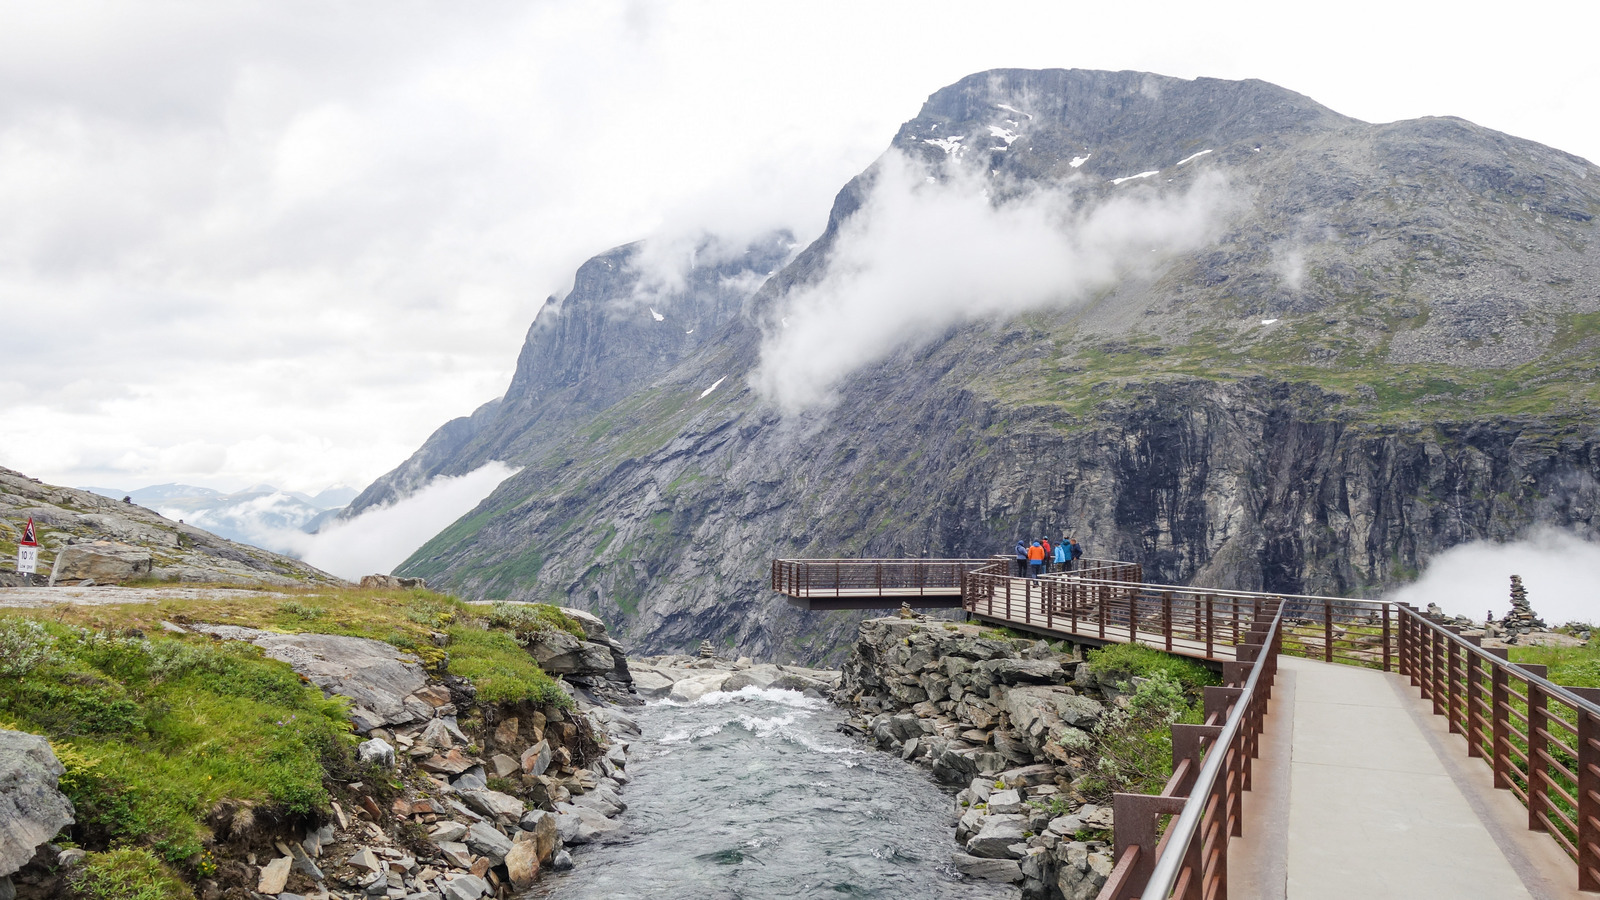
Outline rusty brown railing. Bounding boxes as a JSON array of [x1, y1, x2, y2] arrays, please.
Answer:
[[1397, 605, 1600, 890], [770, 558, 993, 598], [1096, 600, 1284, 900]]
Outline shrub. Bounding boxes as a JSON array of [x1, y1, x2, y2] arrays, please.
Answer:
[[70, 848, 190, 900], [1085, 642, 1220, 695], [0, 617, 58, 676], [484, 601, 585, 639], [278, 600, 325, 621], [1081, 671, 1191, 799]]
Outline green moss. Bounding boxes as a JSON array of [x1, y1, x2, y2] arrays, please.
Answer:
[[70, 848, 191, 900], [0, 620, 354, 861], [1509, 641, 1600, 689], [1086, 642, 1221, 695], [444, 625, 570, 706]]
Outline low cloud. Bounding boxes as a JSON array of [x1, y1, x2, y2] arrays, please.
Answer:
[[1388, 528, 1600, 626], [274, 462, 518, 581], [752, 152, 1237, 411]]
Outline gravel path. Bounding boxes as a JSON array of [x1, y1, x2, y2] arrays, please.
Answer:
[[0, 585, 294, 609]]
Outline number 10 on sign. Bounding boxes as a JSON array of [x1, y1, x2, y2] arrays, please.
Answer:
[[17, 545, 37, 574]]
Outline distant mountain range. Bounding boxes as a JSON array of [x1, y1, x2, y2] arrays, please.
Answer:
[[82, 483, 357, 552], [346, 68, 1600, 663]]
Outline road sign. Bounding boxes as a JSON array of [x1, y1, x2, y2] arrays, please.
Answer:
[[17, 517, 38, 575]]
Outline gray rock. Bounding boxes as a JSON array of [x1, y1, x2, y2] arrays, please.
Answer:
[[0, 730, 75, 877], [437, 873, 489, 900], [429, 821, 469, 843], [188, 628, 429, 732], [520, 741, 552, 777], [986, 789, 1023, 815], [951, 852, 1024, 882], [357, 737, 396, 768], [966, 814, 1028, 858], [47, 540, 152, 585], [257, 855, 293, 894], [979, 658, 1064, 684], [464, 821, 513, 864], [629, 668, 676, 699], [452, 765, 487, 792], [551, 849, 574, 871], [460, 789, 523, 821], [667, 671, 731, 703], [554, 802, 622, 844], [1056, 841, 1114, 900], [522, 630, 616, 675]]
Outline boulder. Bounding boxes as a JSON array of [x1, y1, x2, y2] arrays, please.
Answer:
[[1056, 841, 1114, 900], [430, 821, 469, 843], [189, 627, 429, 732], [504, 837, 540, 890], [257, 856, 293, 894], [522, 630, 616, 676], [667, 672, 731, 703], [0, 730, 75, 877], [980, 658, 1064, 684], [629, 668, 676, 699], [520, 741, 552, 777], [357, 738, 396, 768], [47, 541, 151, 585], [966, 814, 1028, 858], [460, 789, 524, 822], [721, 664, 783, 692], [951, 852, 1024, 883], [554, 803, 622, 844], [518, 809, 560, 862], [463, 821, 513, 864], [986, 789, 1023, 815], [437, 873, 489, 900]]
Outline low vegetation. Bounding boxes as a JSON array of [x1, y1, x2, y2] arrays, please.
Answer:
[[1081, 643, 1222, 799], [0, 584, 579, 886]]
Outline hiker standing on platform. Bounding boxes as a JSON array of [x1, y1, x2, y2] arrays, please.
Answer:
[[1027, 541, 1045, 578], [1054, 538, 1068, 572], [1069, 537, 1083, 567], [1040, 537, 1054, 574], [1014, 539, 1028, 577]]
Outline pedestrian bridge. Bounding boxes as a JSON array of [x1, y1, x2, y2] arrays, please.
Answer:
[[770, 556, 1597, 899]]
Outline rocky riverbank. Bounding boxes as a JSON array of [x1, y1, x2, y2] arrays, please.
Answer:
[[834, 615, 1146, 900], [0, 594, 642, 900]]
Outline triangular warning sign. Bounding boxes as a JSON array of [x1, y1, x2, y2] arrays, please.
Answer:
[[20, 518, 37, 546]]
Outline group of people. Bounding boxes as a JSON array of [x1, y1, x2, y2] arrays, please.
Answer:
[[1012, 536, 1082, 578]]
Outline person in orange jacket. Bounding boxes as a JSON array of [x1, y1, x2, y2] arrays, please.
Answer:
[[1027, 540, 1045, 578]]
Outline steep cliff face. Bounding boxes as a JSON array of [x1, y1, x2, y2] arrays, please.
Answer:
[[359, 69, 1600, 663]]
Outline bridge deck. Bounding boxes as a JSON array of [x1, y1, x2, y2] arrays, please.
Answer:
[[1231, 656, 1582, 899]]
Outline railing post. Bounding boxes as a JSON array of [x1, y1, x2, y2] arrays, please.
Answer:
[[1491, 662, 1511, 790], [1447, 637, 1462, 734], [1098, 584, 1107, 640], [1163, 591, 1173, 653], [1205, 594, 1215, 660], [1323, 600, 1333, 663], [1129, 589, 1138, 645], [1580, 707, 1600, 892], [1528, 680, 1549, 834], [1046, 579, 1054, 630], [1025, 577, 1032, 625], [1465, 654, 1484, 759], [1382, 603, 1392, 672]]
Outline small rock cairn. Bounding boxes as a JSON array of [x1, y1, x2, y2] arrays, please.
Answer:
[[697, 640, 716, 659], [1501, 574, 1546, 634]]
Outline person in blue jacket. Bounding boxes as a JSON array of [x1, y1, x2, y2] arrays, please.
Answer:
[[1053, 538, 1069, 572], [1014, 539, 1028, 577]]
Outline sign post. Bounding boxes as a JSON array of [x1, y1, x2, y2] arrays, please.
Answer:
[[17, 518, 38, 586]]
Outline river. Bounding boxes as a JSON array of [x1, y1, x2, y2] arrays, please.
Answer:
[[524, 686, 1018, 900]]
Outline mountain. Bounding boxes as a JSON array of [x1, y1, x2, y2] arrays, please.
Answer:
[[351, 69, 1600, 663], [85, 482, 351, 552], [5, 467, 344, 586]]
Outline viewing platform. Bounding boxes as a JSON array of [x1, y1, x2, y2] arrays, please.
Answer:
[[771, 553, 1598, 899]]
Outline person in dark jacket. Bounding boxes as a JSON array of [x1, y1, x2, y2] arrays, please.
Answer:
[[1040, 537, 1054, 574], [1014, 539, 1028, 577], [1070, 537, 1083, 566]]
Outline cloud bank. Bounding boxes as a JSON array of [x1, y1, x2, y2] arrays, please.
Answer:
[[752, 153, 1237, 411], [276, 462, 518, 581], [1388, 528, 1600, 626]]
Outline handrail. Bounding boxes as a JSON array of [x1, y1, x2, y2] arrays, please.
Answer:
[[1137, 603, 1284, 899], [1398, 603, 1600, 719]]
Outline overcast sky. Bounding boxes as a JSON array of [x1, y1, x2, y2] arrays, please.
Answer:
[[2, 0, 1596, 495]]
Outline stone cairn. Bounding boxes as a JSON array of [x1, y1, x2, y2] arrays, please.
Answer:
[[1501, 575, 1546, 634], [697, 640, 716, 659]]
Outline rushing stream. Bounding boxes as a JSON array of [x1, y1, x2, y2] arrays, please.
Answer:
[[525, 687, 1018, 900]]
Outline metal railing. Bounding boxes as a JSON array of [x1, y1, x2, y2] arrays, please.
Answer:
[[1096, 601, 1284, 900], [770, 555, 1599, 894], [770, 558, 992, 598], [1397, 605, 1600, 891]]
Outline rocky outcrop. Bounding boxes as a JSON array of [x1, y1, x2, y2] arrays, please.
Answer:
[[0, 730, 74, 877], [188, 626, 435, 733], [836, 616, 1126, 899], [629, 653, 840, 703], [45, 541, 152, 586], [1, 466, 343, 587]]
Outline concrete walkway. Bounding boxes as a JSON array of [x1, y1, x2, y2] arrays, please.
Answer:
[[1230, 655, 1585, 900]]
